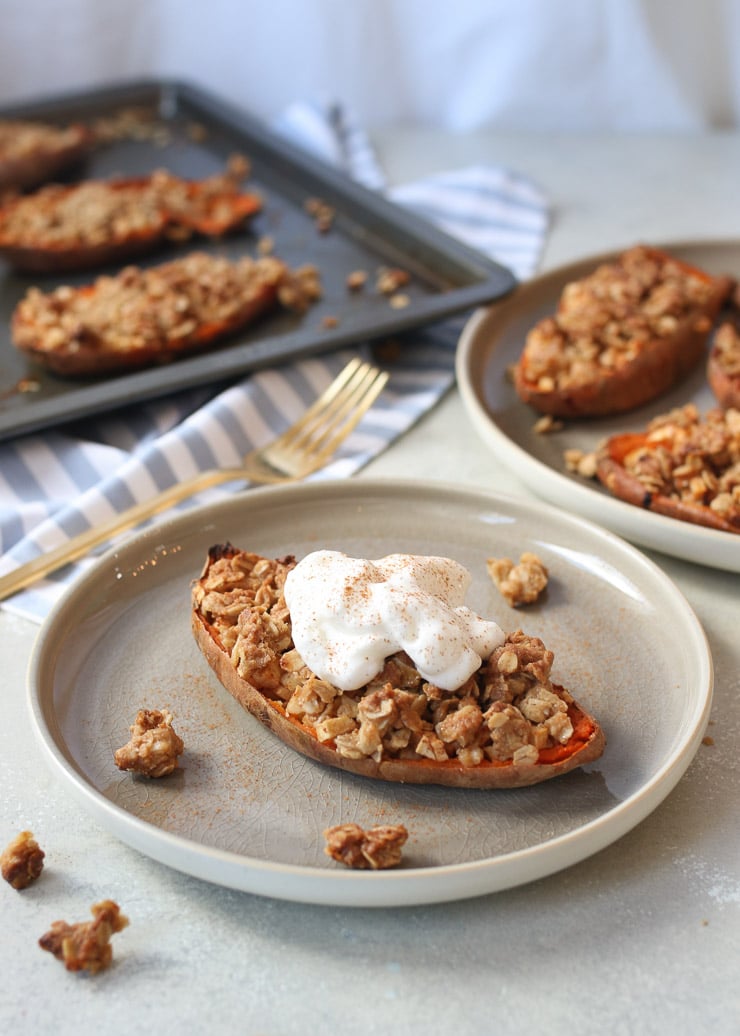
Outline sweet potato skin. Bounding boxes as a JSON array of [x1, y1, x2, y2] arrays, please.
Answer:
[[707, 340, 740, 410], [191, 605, 606, 790], [515, 247, 734, 418], [596, 432, 740, 534]]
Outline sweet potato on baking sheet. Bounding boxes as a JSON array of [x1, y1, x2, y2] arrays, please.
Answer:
[[11, 251, 321, 376], [0, 163, 261, 272], [0, 119, 92, 192], [191, 545, 605, 790], [515, 245, 734, 418]]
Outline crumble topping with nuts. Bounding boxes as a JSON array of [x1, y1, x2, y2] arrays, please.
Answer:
[[192, 550, 582, 771], [12, 251, 321, 371], [712, 323, 740, 379], [114, 708, 184, 777], [1, 830, 45, 889], [39, 900, 128, 974], [487, 553, 549, 607], [323, 823, 408, 870], [0, 163, 259, 253], [599, 404, 740, 528], [519, 245, 725, 394]]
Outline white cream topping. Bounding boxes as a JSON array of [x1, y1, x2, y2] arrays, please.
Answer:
[[283, 550, 505, 692]]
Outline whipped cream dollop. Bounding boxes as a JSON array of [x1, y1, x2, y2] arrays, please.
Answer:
[[283, 550, 505, 692]]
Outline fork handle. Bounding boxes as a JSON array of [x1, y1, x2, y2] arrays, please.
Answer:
[[0, 467, 247, 602]]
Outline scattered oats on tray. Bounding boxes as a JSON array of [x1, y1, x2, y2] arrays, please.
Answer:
[[39, 900, 129, 974], [114, 708, 184, 778], [487, 553, 549, 607], [1, 830, 45, 889], [323, 823, 408, 870]]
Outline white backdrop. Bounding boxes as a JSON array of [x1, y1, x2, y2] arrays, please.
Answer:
[[1, 0, 740, 130]]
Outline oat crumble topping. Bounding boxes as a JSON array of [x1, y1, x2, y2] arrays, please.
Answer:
[[114, 708, 184, 777], [323, 823, 408, 869], [39, 900, 128, 974], [192, 550, 581, 770], [519, 245, 724, 393], [487, 553, 549, 607], [1, 830, 45, 889], [606, 404, 740, 525]]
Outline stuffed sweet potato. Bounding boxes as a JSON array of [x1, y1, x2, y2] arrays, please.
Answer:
[[514, 245, 734, 418], [191, 545, 605, 790], [11, 251, 321, 376], [595, 403, 740, 533], [0, 118, 92, 192], [708, 322, 740, 410], [0, 162, 261, 272]]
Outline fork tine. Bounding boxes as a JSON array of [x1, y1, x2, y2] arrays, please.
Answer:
[[295, 368, 389, 470], [277, 358, 364, 446], [288, 362, 378, 452]]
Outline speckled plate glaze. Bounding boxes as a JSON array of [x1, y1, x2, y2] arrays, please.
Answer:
[[28, 479, 712, 907], [456, 240, 740, 572]]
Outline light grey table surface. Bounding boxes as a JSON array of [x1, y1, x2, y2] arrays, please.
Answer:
[[2, 130, 739, 1034]]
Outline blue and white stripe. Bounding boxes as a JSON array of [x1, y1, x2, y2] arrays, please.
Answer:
[[0, 101, 549, 622]]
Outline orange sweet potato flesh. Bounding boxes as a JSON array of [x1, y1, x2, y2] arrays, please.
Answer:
[[0, 172, 262, 273], [515, 246, 734, 418], [191, 549, 606, 790], [596, 431, 740, 534]]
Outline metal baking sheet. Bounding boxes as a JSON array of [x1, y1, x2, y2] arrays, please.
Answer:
[[0, 79, 517, 440]]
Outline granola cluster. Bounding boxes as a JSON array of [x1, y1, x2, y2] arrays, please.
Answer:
[[39, 900, 128, 974], [114, 708, 184, 777], [613, 404, 740, 524], [1, 830, 45, 889], [13, 252, 320, 359], [520, 245, 720, 392], [193, 549, 578, 770], [323, 823, 408, 870], [487, 552, 549, 607]]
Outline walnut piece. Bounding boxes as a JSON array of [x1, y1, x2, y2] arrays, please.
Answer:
[[39, 900, 128, 974], [114, 708, 184, 777], [323, 823, 408, 869], [487, 552, 549, 607], [1, 830, 45, 889]]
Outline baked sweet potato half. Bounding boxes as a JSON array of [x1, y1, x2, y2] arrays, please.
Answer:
[[11, 251, 321, 376], [191, 545, 605, 790], [708, 322, 740, 410], [0, 118, 93, 192], [514, 245, 734, 417], [595, 403, 740, 533], [0, 163, 262, 273]]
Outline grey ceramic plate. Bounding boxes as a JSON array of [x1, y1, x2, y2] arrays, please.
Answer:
[[456, 240, 740, 572], [28, 479, 712, 907]]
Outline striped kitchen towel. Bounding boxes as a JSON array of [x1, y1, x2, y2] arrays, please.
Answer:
[[0, 100, 549, 623]]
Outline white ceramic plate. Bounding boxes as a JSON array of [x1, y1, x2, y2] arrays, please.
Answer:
[[456, 240, 740, 572], [28, 479, 712, 907]]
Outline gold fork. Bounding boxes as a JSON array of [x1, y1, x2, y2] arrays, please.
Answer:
[[0, 358, 388, 601]]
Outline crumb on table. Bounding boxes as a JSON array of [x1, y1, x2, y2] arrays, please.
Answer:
[[1, 830, 45, 889], [39, 900, 128, 974]]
